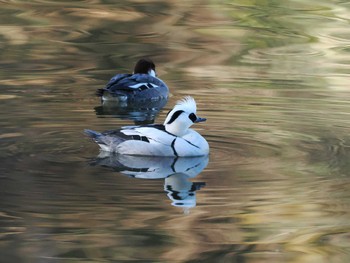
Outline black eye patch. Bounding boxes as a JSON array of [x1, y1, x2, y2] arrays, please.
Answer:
[[167, 110, 184, 124], [189, 113, 197, 123]]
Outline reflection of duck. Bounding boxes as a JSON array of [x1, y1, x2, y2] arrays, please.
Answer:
[[165, 174, 206, 210], [91, 153, 208, 211], [85, 96, 209, 156], [94, 97, 168, 125], [96, 58, 169, 103]]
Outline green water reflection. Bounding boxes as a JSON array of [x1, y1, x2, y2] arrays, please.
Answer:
[[0, 0, 349, 262]]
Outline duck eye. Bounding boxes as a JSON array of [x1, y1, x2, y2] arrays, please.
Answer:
[[189, 113, 197, 123]]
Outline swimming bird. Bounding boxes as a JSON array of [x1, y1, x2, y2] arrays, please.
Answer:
[[96, 58, 169, 102], [85, 96, 209, 157]]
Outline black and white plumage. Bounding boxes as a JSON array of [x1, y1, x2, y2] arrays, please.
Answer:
[[90, 153, 208, 210], [96, 58, 169, 102], [90, 153, 208, 180], [85, 96, 209, 157]]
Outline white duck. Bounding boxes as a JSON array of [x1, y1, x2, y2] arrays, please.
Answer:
[[85, 96, 209, 157]]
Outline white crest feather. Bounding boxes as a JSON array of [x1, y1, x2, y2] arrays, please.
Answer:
[[163, 96, 197, 126], [174, 96, 197, 113]]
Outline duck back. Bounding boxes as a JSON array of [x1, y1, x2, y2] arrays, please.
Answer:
[[97, 73, 169, 102]]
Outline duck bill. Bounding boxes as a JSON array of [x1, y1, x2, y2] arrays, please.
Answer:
[[195, 117, 207, 123], [148, 69, 157, 77]]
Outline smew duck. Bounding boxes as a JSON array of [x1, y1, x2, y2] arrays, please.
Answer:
[[85, 96, 209, 157], [96, 58, 169, 102]]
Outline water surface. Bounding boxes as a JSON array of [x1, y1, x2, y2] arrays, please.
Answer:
[[0, 0, 349, 262]]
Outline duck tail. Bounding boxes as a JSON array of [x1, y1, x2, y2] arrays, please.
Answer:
[[84, 129, 120, 152], [84, 129, 101, 139], [192, 182, 206, 191], [96, 88, 105, 97]]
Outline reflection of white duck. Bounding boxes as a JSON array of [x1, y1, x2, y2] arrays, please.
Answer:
[[92, 152, 208, 179], [90, 153, 208, 211], [165, 174, 206, 210], [85, 96, 210, 157], [96, 58, 169, 102]]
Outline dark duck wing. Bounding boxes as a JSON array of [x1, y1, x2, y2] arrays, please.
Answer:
[[97, 74, 168, 101], [95, 73, 130, 97]]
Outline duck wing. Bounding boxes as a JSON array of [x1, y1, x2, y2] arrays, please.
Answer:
[[121, 124, 175, 144], [96, 74, 131, 96], [97, 74, 169, 99], [114, 125, 177, 156], [85, 125, 176, 155]]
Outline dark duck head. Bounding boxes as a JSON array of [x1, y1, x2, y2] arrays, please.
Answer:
[[133, 58, 156, 77]]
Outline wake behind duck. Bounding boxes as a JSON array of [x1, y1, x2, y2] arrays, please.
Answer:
[[85, 96, 209, 157]]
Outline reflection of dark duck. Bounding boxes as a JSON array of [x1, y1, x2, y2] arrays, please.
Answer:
[[94, 97, 168, 125], [96, 58, 169, 103], [90, 153, 208, 211], [85, 96, 210, 157]]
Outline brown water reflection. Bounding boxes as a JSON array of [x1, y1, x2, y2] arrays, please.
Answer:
[[0, 0, 350, 262]]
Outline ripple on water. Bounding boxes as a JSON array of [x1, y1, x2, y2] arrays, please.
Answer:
[[241, 44, 324, 66], [207, 132, 284, 169], [29, 27, 92, 44], [203, 106, 285, 169], [318, 27, 350, 44]]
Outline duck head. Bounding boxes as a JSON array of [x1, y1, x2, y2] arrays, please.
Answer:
[[164, 96, 206, 137], [134, 58, 156, 77]]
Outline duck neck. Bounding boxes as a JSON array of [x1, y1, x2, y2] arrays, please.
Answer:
[[165, 124, 187, 137]]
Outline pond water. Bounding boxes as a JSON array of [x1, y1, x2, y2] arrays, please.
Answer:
[[0, 0, 350, 262]]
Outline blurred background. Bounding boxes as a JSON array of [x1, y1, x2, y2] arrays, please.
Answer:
[[0, 0, 349, 262]]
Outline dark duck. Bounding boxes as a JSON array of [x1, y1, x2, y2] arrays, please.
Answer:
[[96, 58, 169, 103]]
